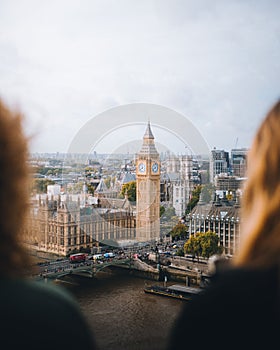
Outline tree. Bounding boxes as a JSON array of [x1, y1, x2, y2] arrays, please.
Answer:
[[86, 183, 95, 195], [67, 182, 83, 194], [176, 248, 184, 257], [120, 181, 136, 202], [160, 206, 165, 217], [170, 222, 188, 241], [185, 185, 202, 214], [31, 179, 55, 194], [184, 233, 202, 261], [184, 231, 223, 261], [104, 176, 111, 188], [200, 231, 223, 258]]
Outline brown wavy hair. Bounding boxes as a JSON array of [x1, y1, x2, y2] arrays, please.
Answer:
[[234, 99, 280, 268], [0, 99, 31, 277]]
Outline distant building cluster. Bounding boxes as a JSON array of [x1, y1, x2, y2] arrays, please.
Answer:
[[210, 147, 248, 183]]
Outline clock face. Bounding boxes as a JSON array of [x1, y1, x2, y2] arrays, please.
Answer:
[[138, 162, 146, 173], [152, 162, 159, 173]]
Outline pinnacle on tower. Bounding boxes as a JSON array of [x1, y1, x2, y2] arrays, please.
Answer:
[[138, 121, 158, 156], [143, 120, 154, 139]]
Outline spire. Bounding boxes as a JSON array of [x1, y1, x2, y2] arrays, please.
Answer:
[[95, 178, 108, 193], [143, 120, 154, 140], [138, 121, 158, 157]]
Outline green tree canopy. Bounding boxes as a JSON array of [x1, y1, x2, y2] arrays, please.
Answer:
[[31, 179, 55, 194], [170, 222, 188, 240], [184, 233, 202, 259], [87, 183, 95, 195], [200, 231, 223, 258], [120, 181, 136, 202], [160, 206, 165, 217], [186, 184, 216, 214], [185, 185, 202, 214], [184, 231, 223, 260]]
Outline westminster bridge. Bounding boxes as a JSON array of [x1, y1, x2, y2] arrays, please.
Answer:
[[32, 257, 135, 281], [31, 254, 211, 287]]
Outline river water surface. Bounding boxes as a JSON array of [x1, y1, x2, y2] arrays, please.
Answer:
[[65, 271, 183, 350]]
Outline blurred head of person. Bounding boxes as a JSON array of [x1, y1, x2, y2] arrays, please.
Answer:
[[235, 99, 280, 268], [0, 99, 31, 277]]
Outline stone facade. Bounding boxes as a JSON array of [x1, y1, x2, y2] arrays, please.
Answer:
[[186, 195, 241, 256], [24, 195, 136, 256]]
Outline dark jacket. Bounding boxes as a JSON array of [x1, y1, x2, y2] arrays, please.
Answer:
[[0, 278, 97, 350], [167, 265, 280, 350]]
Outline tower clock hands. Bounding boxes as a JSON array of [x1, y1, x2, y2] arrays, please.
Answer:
[[138, 162, 146, 173], [152, 162, 158, 173]]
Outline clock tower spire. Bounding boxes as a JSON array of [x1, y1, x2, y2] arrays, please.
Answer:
[[136, 122, 160, 242]]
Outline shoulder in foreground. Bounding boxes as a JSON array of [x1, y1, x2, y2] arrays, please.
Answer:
[[3, 277, 78, 305], [209, 264, 279, 291], [167, 264, 280, 350], [0, 278, 98, 349]]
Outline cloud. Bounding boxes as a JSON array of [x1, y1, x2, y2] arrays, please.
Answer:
[[0, 0, 279, 153]]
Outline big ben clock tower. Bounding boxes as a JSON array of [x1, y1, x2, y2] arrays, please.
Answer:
[[136, 121, 160, 242]]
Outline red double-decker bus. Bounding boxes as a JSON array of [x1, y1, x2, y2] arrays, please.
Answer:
[[69, 253, 87, 263]]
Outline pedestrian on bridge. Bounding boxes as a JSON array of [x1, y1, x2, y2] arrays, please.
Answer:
[[0, 99, 97, 350]]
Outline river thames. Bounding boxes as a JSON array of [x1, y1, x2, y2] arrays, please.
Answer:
[[64, 270, 183, 350]]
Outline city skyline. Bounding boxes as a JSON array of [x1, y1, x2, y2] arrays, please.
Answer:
[[1, 0, 279, 154]]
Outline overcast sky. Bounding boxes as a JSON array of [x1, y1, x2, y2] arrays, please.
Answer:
[[0, 0, 279, 155]]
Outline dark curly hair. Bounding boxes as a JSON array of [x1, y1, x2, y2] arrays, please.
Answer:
[[0, 99, 31, 276]]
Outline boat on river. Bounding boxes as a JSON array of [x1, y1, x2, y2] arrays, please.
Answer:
[[144, 284, 203, 301]]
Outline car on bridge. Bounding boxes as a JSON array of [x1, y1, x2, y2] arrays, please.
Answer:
[[92, 254, 103, 260], [103, 252, 115, 259]]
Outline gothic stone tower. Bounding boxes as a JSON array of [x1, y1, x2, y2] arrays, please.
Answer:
[[136, 122, 160, 242]]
